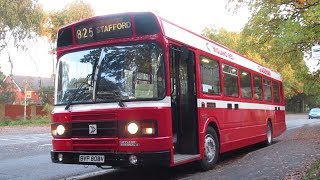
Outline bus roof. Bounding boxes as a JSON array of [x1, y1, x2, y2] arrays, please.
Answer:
[[157, 16, 282, 81]]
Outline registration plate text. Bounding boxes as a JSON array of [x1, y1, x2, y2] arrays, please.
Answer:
[[79, 155, 105, 163]]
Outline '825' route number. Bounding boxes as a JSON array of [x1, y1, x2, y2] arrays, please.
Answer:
[[76, 28, 93, 40]]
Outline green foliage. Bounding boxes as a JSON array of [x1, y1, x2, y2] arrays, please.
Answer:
[[227, 0, 320, 54], [0, 0, 45, 51], [39, 86, 54, 104], [0, 69, 15, 104], [42, 0, 94, 45], [0, 116, 50, 126], [202, 27, 240, 50], [42, 103, 53, 114], [303, 159, 320, 179]]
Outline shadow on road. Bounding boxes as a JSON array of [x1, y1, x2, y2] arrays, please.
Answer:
[[83, 141, 278, 180]]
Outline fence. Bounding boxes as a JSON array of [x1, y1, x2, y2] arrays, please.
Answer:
[[0, 104, 48, 120]]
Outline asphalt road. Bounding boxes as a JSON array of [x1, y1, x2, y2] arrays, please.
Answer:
[[0, 114, 319, 180]]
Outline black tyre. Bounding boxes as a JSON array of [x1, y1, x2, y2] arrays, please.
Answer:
[[199, 126, 219, 171], [265, 121, 273, 146]]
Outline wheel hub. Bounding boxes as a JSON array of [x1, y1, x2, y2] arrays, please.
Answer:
[[205, 135, 216, 162]]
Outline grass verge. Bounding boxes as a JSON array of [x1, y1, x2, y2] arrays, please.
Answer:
[[0, 116, 50, 127], [303, 159, 320, 179]]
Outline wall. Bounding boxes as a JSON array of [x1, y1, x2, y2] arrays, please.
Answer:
[[0, 104, 48, 120]]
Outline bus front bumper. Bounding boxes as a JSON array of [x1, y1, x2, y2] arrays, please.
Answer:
[[51, 150, 170, 167]]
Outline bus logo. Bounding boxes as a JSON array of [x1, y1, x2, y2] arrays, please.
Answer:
[[89, 124, 97, 135]]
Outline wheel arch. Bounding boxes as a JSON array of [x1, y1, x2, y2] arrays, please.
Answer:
[[207, 121, 220, 142], [200, 117, 221, 153], [202, 117, 220, 141]]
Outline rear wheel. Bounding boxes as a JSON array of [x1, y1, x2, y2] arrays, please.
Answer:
[[265, 122, 273, 146], [199, 126, 219, 171]]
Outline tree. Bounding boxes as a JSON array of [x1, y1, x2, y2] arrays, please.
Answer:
[[39, 86, 54, 105], [226, 0, 320, 67], [0, 0, 44, 51], [41, 0, 94, 76], [202, 27, 240, 50], [42, 0, 94, 46], [0, 69, 15, 104]]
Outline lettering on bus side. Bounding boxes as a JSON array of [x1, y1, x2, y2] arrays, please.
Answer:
[[258, 66, 271, 76], [206, 42, 234, 61], [119, 140, 139, 147]]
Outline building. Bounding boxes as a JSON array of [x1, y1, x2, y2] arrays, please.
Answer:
[[2, 75, 54, 105]]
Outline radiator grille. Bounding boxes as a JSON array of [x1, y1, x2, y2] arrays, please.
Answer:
[[71, 121, 117, 137]]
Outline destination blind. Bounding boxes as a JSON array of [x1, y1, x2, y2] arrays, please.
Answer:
[[75, 16, 133, 44]]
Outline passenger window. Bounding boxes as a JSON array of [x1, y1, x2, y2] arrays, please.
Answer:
[[223, 64, 238, 97], [240, 70, 252, 99], [253, 75, 262, 100], [263, 79, 272, 101], [200, 56, 221, 95], [273, 82, 280, 103]]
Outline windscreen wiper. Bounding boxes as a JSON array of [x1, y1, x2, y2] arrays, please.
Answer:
[[65, 74, 92, 110], [113, 91, 125, 107]]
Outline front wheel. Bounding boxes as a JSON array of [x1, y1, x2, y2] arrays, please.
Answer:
[[199, 126, 219, 171]]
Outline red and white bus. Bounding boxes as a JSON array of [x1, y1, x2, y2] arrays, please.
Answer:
[[51, 12, 286, 170]]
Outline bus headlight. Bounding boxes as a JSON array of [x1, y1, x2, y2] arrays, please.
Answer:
[[123, 120, 157, 137], [127, 122, 139, 135], [51, 123, 70, 137], [56, 125, 66, 136]]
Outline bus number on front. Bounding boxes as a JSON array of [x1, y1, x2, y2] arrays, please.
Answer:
[[76, 27, 94, 40]]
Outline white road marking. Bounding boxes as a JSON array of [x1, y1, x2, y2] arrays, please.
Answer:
[[39, 144, 52, 147]]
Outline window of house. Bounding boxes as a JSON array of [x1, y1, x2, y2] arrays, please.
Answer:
[[253, 75, 262, 100], [223, 64, 238, 97], [200, 56, 221, 95], [263, 79, 272, 101], [240, 70, 252, 99]]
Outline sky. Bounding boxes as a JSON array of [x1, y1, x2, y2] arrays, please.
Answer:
[[0, 0, 251, 78]]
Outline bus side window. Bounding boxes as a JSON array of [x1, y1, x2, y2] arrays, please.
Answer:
[[273, 81, 280, 103], [280, 83, 284, 103], [200, 56, 221, 95], [253, 75, 262, 100], [223, 64, 238, 97], [263, 78, 272, 101], [240, 69, 252, 99]]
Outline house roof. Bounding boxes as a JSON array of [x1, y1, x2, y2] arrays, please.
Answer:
[[7, 75, 54, 91]]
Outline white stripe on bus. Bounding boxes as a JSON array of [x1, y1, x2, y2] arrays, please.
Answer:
[[54, 96, 172, 112], [197, 99, 285, 111], [54, 96, 285, 112]]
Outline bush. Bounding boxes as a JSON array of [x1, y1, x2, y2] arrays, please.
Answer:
[[42, 103, 53, 115], [303, 159, 320, 179], [0, 116, 50, 127], [0, 116, 11, 126]]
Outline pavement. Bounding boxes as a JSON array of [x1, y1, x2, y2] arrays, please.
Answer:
[[285, 113, 308, 121]]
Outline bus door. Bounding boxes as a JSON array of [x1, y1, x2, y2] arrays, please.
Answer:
[[170, 45, 198, 155]]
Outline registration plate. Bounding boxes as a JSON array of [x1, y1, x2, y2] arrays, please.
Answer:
[[79, 155, 105, 163]]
